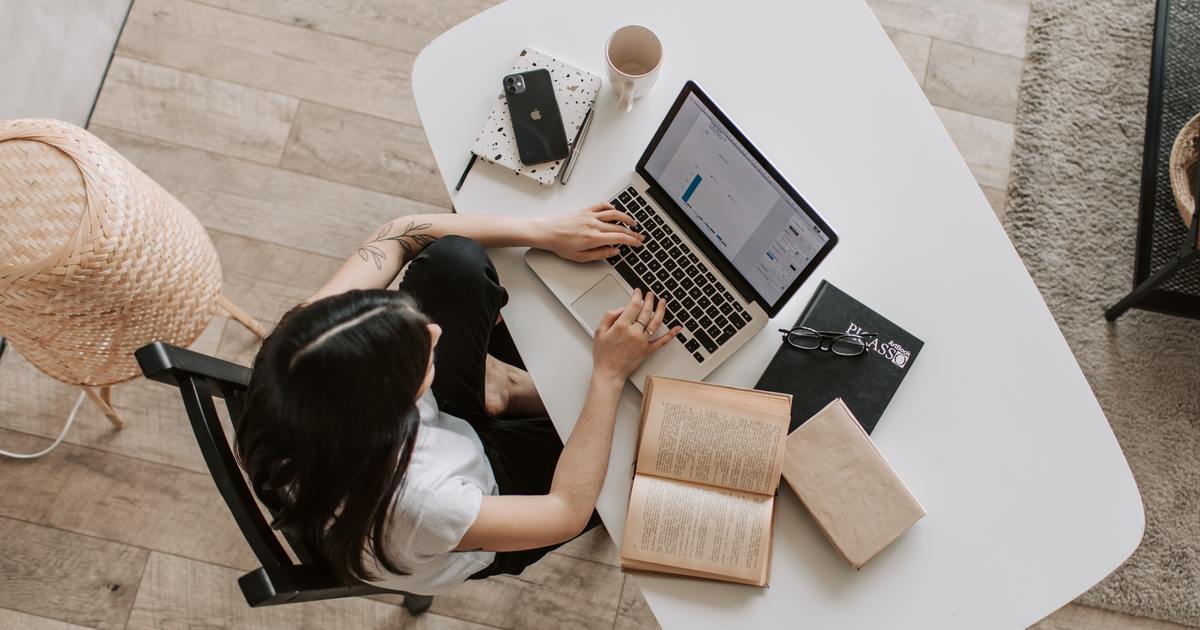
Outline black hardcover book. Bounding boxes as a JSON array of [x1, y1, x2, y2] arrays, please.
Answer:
[[755, 281, 923, 434]]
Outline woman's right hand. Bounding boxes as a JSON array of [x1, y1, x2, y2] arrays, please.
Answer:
[[592, 289, 682, 381]]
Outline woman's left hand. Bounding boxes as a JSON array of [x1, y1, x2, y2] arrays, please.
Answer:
[[534, 203, 645, 262]]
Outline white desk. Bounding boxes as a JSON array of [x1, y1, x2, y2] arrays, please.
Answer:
[[412, 2, 1144, 627]]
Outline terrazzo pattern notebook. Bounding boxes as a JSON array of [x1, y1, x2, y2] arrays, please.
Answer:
[[471, 48, 602, 185]]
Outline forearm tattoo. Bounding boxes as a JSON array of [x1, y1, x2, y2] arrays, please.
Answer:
[[356, 220, 437, 270]]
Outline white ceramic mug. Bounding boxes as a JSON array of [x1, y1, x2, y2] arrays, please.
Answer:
[[606, 25, 663, 113]]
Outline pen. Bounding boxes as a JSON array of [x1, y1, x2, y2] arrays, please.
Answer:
[[455, 154, 477, 192], [560, 107, 594, 185]]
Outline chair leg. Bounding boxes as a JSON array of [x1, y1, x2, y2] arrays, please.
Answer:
[[1105, 249, 1200, 321], [402, 594, 433, 615], [217, 294, 267, 339], [83, 387, 124, 428]]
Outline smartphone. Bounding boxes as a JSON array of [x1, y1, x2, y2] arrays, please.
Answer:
[[503, 69, 569, 165]]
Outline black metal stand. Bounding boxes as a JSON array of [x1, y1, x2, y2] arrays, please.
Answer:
[[1106, 205, 1200, 320], [1105, 0, 1200, 320]]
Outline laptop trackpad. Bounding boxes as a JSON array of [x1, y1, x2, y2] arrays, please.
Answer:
[[572, 274, 632, 331]]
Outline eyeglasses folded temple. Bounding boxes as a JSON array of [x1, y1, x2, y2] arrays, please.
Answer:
[[778, 327, 878, 357]]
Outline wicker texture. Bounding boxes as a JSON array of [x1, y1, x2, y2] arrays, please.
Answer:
[[0, 119, 222, 387], [1169, 111, 1199, 233]]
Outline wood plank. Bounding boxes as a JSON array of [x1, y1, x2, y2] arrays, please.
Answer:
[[510, 586, 619, 630], [982, 185, 1007, 221], [615, 575, 659, 630], [865, 0, 1031, 58], [90, 56, 297, 164], [516, 550, 624, 611], [0, 516, 147, 630], [118, 0, 419, 125], [396, 575, 523, 629], [216, 316, 263, 369], [555, 526, 621, 567], [209, 229, 345, 323], [1031, 603, 1196, 630], [387, 552, 622, 630], [0, 318, 225, 475], [280, 101, 452, 209], [127, 552, 495, 630], [0, 607, 95, 630], [90, 125, 448, 259], [192, 0, 494, 55], [924, 38, 1024, 123], [507, 553, 623, 630], [933, 105, 1015, 191], [884, 28, 932, 86], [0, 428, 257, 571]]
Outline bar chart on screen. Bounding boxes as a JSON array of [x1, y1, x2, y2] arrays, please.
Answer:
[[682, 174, 702, 206], [662, 114, 780, 255], [641, 90, 833, 305]]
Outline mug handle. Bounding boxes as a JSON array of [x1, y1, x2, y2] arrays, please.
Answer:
[[618, 81, 635, 113]]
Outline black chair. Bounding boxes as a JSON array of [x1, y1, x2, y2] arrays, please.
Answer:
[[135, 341, 434, 614], [1106, 0, 1200, 321]]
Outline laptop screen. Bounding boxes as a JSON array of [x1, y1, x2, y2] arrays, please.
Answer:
[[641, 89, 833, 307]]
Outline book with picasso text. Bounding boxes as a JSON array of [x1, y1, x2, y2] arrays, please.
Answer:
[[619, 376, 792, 586], [755, 280, 924, 434]]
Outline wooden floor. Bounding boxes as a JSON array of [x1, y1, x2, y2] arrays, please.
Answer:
[[0, 0, 1188, 628]]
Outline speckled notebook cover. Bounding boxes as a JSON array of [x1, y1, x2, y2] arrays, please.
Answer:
[[471, 47, 602, 185]]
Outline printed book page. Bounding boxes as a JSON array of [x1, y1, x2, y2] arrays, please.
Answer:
[[635, 377, 791, 496], [621, 475, 773, 585]]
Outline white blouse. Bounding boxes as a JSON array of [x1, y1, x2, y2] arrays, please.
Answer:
[[364, 390, 499, 595]]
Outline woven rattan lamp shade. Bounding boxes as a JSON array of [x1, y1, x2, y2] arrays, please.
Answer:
[[0, 119, 223, 400]]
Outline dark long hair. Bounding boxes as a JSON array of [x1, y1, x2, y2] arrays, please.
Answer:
[[235, 289, 432, 583]]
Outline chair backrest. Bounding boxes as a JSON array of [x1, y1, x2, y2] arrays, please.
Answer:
[[135, 341, 398, 606]]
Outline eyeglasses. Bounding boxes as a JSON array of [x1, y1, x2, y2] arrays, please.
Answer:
[[778, 327, 879, 357]]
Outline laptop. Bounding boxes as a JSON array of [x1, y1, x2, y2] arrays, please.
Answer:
[[526, 81, 837, 390]]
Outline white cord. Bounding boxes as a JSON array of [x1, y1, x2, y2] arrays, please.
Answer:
[[0, 390, 86, 459]]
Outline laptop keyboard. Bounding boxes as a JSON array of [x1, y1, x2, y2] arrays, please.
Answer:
[[606, 186, 750, 363]]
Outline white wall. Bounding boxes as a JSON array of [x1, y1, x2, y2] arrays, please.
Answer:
[[0, 0, 132, 126]]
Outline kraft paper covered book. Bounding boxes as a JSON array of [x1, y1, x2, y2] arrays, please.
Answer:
[[620, 376, 792, 587], [782, 399, 924, 569]]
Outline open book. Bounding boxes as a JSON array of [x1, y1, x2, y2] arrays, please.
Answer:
[[620, 376, 792, 586]]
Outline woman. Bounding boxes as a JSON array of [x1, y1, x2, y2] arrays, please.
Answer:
[[235, 203, 681, 595]]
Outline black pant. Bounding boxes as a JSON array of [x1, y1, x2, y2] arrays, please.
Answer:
[[397, 236, 600, 578]]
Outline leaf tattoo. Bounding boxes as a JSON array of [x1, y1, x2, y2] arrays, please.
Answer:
[[356, 221, 438, 270]]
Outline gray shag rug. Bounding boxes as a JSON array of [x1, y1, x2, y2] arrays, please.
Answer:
[[1007, 0, 1200, 625]]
